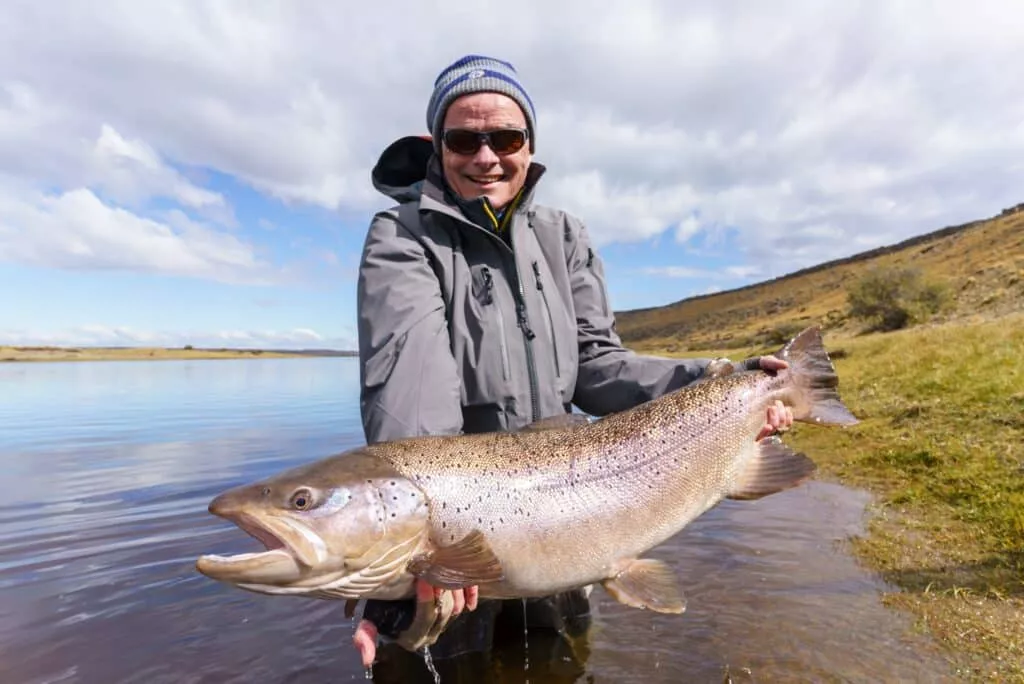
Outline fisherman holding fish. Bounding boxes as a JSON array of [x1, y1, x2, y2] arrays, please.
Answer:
[[350, 55, 795, 670]]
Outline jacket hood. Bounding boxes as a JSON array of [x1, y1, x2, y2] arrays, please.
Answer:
[[371, 135, 435, 203]]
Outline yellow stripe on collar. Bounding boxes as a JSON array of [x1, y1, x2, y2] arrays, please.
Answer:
[[482, 200, 499, 230], [497, 189, 524, 233]]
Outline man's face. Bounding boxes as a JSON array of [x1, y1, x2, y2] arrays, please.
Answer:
[[440, 92, 531, 211]]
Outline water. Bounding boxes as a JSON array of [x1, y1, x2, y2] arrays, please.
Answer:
[[0, 358, 956, 683]]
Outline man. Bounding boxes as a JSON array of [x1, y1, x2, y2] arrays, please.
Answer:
[[353, 54, 793, 669]]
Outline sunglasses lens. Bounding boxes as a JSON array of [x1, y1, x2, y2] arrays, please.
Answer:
[[488, 129, 526, 154], [443, 129, 527, 155], [443, 130, 482, 155]]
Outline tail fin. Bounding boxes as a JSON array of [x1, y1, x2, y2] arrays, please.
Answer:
[[779, 327, 859, 426]]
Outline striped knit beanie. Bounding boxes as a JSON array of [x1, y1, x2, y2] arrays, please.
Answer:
[[426, 55, 537, 155]]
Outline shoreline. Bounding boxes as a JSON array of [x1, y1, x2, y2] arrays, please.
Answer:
[[0, 346, 358, 363]]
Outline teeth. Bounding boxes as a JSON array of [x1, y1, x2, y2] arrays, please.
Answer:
[[470, 176, 502, 183]]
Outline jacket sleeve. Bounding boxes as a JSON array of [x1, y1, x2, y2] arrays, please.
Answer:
[[356, 207, 464, 444], [565, 215, 718, 417]]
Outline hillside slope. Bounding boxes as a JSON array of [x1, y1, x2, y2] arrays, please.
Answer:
[[615, 205, 1024, 352]]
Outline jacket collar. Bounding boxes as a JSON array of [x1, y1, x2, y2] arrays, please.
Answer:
[[420, 155, 546, 235]]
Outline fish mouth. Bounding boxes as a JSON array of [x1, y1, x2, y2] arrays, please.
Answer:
[[196, 514, 311, 585]]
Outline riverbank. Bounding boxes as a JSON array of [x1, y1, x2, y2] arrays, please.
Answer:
[[0, 346, 355, 362], [649, 314, 1024, 682]]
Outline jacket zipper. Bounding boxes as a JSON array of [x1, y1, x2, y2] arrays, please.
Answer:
[[532, 260, 560, 379], [511, 262, 540, 422], [431, 204, 542, 423], [481, 266, 511, 382]]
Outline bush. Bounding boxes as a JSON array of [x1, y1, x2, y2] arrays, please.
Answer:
[[846, 267, 951, 331], [764, 321, 806, 346]]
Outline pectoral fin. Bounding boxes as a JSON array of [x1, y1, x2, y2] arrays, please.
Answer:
[[727, 436, 817, 501], [602, 558, 686, 614], [407, 529, 504, 589]]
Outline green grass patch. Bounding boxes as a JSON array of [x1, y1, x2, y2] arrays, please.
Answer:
[[654, 315, 1024, 680]]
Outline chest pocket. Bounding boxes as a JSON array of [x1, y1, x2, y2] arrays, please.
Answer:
[[464, 262, 512, 390]]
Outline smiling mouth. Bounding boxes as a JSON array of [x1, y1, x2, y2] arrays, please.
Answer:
[[467, 174, 505, 185]]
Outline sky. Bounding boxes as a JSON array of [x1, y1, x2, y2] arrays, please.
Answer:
[[2, 1, 1022, 350]]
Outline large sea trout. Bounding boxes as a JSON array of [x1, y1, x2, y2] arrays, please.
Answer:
[[196, 326, 857, 642]]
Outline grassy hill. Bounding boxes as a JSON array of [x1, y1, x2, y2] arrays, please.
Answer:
[[613, 204, 1024, 680], [616, 205, 1024, 353]]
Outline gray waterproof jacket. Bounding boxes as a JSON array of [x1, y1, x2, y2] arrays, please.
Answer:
[[356, 136, 720, 444]]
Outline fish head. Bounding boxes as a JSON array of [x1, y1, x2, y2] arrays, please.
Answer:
[[195, 450, 429, 599]]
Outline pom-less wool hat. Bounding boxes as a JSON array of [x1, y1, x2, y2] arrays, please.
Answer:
[[426, 55, 537, 155]]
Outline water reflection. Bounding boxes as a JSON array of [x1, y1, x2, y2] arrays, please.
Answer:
[[0, 359, 954, 683]]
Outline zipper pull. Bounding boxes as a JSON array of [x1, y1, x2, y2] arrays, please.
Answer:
[[532, 261, 542, 290], [517, 302, 535, 340], [481, 266, 494, 305]]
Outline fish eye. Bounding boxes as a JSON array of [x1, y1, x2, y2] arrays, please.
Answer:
[[290, 488, 315, 511]]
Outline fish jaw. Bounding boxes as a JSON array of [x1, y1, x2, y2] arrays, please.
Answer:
[[195, 509, 321, 586], [196, 547, 303, 585]]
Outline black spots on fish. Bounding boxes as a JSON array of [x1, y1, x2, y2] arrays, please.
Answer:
[[366, 479, 372, 484], [260, 486, 271, 497], [450, 534, 455, 542], [442, 501, 447, 510], [442, 521, 447, 529], [456, 507, 461, 513]]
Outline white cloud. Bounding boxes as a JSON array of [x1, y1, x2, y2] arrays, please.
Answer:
[[0, 187, 276, 285], [0, 0, 1021, 284], [640, 264, 766, 281], [0, 325, 354, 351], [90, 125, 232, 222]]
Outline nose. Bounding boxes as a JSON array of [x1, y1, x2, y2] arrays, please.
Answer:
[[471, 142, 500, 166]]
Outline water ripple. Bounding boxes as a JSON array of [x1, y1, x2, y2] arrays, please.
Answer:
[[0, 358, 956, 683]]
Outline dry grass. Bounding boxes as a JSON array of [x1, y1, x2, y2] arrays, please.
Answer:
[[617, 209, 1024, 353]]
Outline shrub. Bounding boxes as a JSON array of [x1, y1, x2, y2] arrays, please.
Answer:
[[846, 267, 951, 331]]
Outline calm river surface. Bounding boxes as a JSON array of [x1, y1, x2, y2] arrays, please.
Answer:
[[0, 358, 956, 683]]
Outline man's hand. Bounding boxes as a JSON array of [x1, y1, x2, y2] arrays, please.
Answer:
[[752, 355, 795, 441], [351, 581, 480, 667]]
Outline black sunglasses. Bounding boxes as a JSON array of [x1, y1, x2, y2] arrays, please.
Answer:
[[442, 128, 529, 156]]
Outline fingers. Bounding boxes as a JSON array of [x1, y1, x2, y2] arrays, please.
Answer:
[[396, 581, 457, 652], [424, 582, 478, 617], [451, 587, 466, 616], [758, 355, 790, 372], [757, 401, 794, 441], [352, 619, 379, 668]]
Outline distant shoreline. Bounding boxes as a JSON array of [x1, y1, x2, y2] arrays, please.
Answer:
[[0, 346, 359, 362]]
